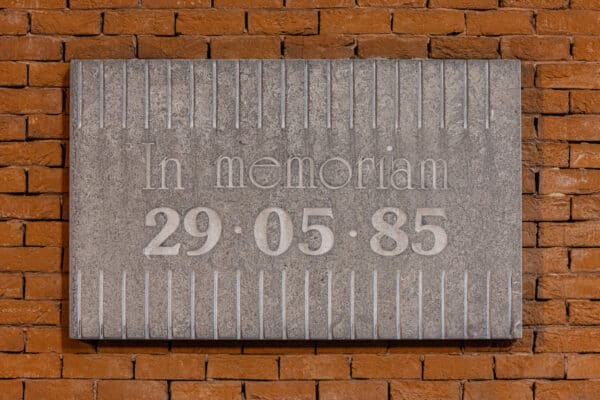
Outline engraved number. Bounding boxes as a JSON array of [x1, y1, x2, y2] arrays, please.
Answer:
[[143, 207, 181, 256], [412, 208, 447, 256], [370, 207, 409, 256], [254, 207, 294, 256], [184, 207, 222, 256], [299, 208, 334, 256]]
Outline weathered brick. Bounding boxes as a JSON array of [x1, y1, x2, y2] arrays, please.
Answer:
[[430, 0, 495, 8], [503, 0, 566, 7], [569, 300, 600, 325], [176, 10, 244, 35], [467, 11, 533, 35], [522, 89, 569, 114], [320, 381, 387, 400], [286, 0, 350, 7], [523, 300, 566, 325], [243, 343, 314, 354], [357, 36, 426, 58], [0, 354, 60, 378], [543, 116, 600, 141], [540, 170, 600, 194], [0, 89, 62, 114], [352, 354, 421, 379], [430, 37, 498, 58], [32, 11, 100, 34], [523, 195, 570, 221], [0, 10, 27, 34], [540, 221, 600, 246], [143, 0, 209, 6], [65, 36, 135, 60], [26, 221, 67, 246], [567, 354, 600, 378], [29, 62, 69, 87], [217, 0, 280, 6], [537, 64, 600, 89], [502, 36, 570, 60], [207, 355, 277, 379], [571, 90, 600, 113], [538, 11, 600, 35], [573, 37, 600, 61], [97, 342, 168, 354], [394, 10, 464, 35], [97, 381, 166, 400], [391, 381, 460, 400], [0, 247, 61, 272], [537, 327, 600, 352], [26, 327, 95, 353], [0, 167, 26, 193], [71, 0, 137, 7], [246, 381, 314, 400], [571, 144, 600, 168], [25, 380, 94, 400], [319, 342, 387, 354], [0, 142, 62, 166], [211, 37, 280, 59], [523, 222, 537, 247], [0, 62, 26, 86], [321, 9, 390, 34], [464, 328, 533, 353], [0, 299, 59, 324], [249, 11, 318, 35], [0, 326, 23, 351], [523, 142, 569, 168], [464, 381, 532, 400], [28, 167, 68, 193], [424, 355, 493, 379], [523, 247, 568, 274], [285, 35, 355, 58], [0, 115, 25, 140], [496, 354, 564, 378], [280, 355, 349, 380], [63, 354, 132, 379], [522, 63, 535, 88], [138, 36, 207, 59], [522, 167, 535, 194], [28, 115, 68, 139], [0, 36, 62, 61], [104, 11, 174, 35], [135, 354, 205, 380], [539, 274, 600, 299], [171, 382, 241, 400], [0, 221, 22, 246], [571, 0, 600, 7], [571, 248, 600, 271], [536, 381, 600, 400], [358, 0, 422, 5], [25, 273, 64, 299]]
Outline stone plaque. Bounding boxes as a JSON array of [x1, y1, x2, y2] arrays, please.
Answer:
[[70, 59, 521, 340]]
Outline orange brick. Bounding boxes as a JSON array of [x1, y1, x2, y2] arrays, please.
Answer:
[[523, 300, 566, 325], [569, 300, 600, 325], [424, 355, 493, 379], [0, 354, 59, 378], [352, 354, 421, 379], [171, 382, 241, 400], [0, 89, 62, 114], [216, 0, 280, 6], [0, 299, 59, 324], [63, 354, 132, 378], [502, 36, 570, 60], [536, 382, 600, 400], [0, 221, 22, 246], [285, 35, 355, 58], [523, 142, 569, 168], [571, 0, 600, 7], [97, 381, 166, 400], [286, 0, 350, 7], [540, 170, 600, 195], [523, 195, 570, 221], [318, 342, 387, 354], [573, 37, 600, 61], [26, 221, 67, 246], [0, 10, 27, 34], [0, 36, 62, 61], [464, 328, 533, 353], [571, 248, 600, 271], [393, 10, 463, 35], [104, 11, 174, 35], [65, 36, 134, 60], [0, 247, 61, 271], [495, 354, 564, 378], [503, 0, 566, 7], [0, 326, 23, 351], [571, 90, 600, 113], [71, 0, 137, 7], [522, 247, 568, 274], [246, 381, 314, 400], [249, 10, 318, 35], [357, 36, 426, 58], [464, 381, 533, 400], [388, 342, 460, 354], [573, 195, 600, 220], [543, 116, 600, 141], [522, 167, 535, 194], [135, 354, 205, 380], [540, 221, 600, 246], [0, 380, 22, 400], [538, 274, 600, 299], [26, 327, 95, 353], [29, 62, 69, 87], [26, 380, 94, 400], [31, 11, 100, 34], [320, 381, 387, 400], [207, 355, 277, 379], [0, 62, 27, 86], [25, 273, 65, 300], [536, 64, 600, 89], [522, 89, 569, 114], [280, 355, 349, 380], [172, 342, 240, 354], [321, 9, 390, 34], [0, 115, 25, 140], [430, 37, 498, 58], [523, 222, 536, 247], [138, 36, 207, 59], [211, 37, 280, 59], [143, 0, 209, 6], [97, 342, 168, 354], [567, 354, 600, 378], [28, 115, 68, 139], [243, 343, 314, 354], [571, 143, 600, 168], [466, 11, 533, 35], [538, 10, 600, 35], [0, 168, 26, 193], [358, 0, 422, 5], [28, 167, 68, 193], [430, 0, 495, 8], [522, 63, 535, 88], [177, 10, 244, 35], [391, 381, 460, 400], [0, 142, 62, 166]]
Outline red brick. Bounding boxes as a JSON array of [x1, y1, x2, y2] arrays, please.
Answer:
[[207, 355, 277, 379], [63, 354, 132, 379], [0, 89, 62, 114], [522, 89, 569, 114], [523, 222, 536, 247], [104, 11, 174, 35], [522, 247, 568, 274], [523, 195, 570, 221], [143, 0, 209, 6], [536, 381, 600, 400], [0, 221, 22, 246], [0, 326, 23, 351], [28, 115, 68, 139], [536, 64, 600, 89], [211, 37, 280, 59], [464, 381, 532, 400], [352, 354, 421, 378], [0, 168, 26, 193], [502, 36, 570, 60], [249, 11, 318, 35], [320, 381, 387, 400], [0, 247, 61, 271], [26, 327, 95, 353], [0, 37, 62, 61], [321, 9, 390, 34], [0, 116, 25, 140], [571, 90, 600, 113], [394, 10, 463, 35], [523, 300, 566, 325], [29, 62, 70, 87], [138, 36, 208, 59], [285, 35, 355, 58], [430, 37, 498, 58], [71, 0, 137, 7], [176, 10, 245, 35], [523, 142, 569, 167], [571, 248, 600, 271], [280, 355, 349, 380], [357, 36, 426, 58], [246, 381, 314, 400], [430, 0, 495, 8], [569, 300, 600, 325], [26, 380, 94, 400], [97, 381, 166, 400], [538, 11, 600, 35], [573, 37, 600, 61], [65, 36, 135, 60], [136, 354, 205, 380], [25, 273, 65, 300], [0, 354, 59, 378], [425, 355, 492, 379], [538, 274, 600, 299], [32, 11, 100, 34], [467, 11, 533, 35], [567, 354, 600, 378], [0, 62, 26, 86], [0, 142, 62, 166], [540, 170, 600, 195], [495, 354, 564, 378], [571, 144, 600, 168], [391, 381, 460, 400], [171, 382, 241, 400], [540, 221, 600, 245]]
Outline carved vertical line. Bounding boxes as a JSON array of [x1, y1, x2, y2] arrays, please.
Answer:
[[417, 269, 422, 340], [213, 270, 218, 339], [440, 60, 445, 129], [326, 60, 331, 129], [463, 61, 468, 129], [349, 61, 354, 130], [98, 61, 104, 129], [188, 62, 194, 129], [235, 60, 240, 130], [144, 62, 149, 130], [258, 270, 264, 339], [486, 271, 491, 339], [417, 60, 422, 129], [144, 270, 149, 339], [327, 270, 332, 340], [121, 61, 127, 129], [463, 271, 469, 338], [190, 270, 196, 339], [371, 60, 377, 130], [98, 269, 104, 339], [166, 60, 172, 129], [304, 270, 310, 340], [77, 61, 82, 129], [76, 270, 82, 338], [303, 61, 309, 130], [440, 270, 446, 339], [257, 61, 262, 129], [281, 270, 287, 339], [485, 60, 490, 129], [212, 60, 217, 129], [350, 270, 355, 340], [372, 269, 378, 339], [395, 270, 400, 340], [167, 269, 172, 339], [236, 269, 241, 339], [507, 271, 513, 336], [394, 60, 399, 131], [121, 271, 127, 339], [280, 60, 286, 129]]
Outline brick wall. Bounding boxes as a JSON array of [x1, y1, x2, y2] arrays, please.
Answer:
[[0, 0, 599, 399]]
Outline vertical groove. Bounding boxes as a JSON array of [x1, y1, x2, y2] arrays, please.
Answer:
[[76, 270, 82, 338], [121, 271, 126, 339], [507, 271, 513, 336], [280, 60, 286, 129], [394, 60, 399, 130], [350, 270, 355, 340], [188, 62, 194, 129], [98, 269, 104, 339], [327, 270, 332, 340], [257, 61, 262, 129], [371, 60, 377, 129], [236, 269, 241, 339], [440, 270, 445, 339], [144, 62, 149, 130], [440, 60, 445, 129], [326, 60, 331, 129], [166, 60, 172, 129], [304, 270, 310, 340], [463, 271, 469, 338], [303, 60, 308, 130], [213, 270, 219, 339], [417, 270, 422, 340], [98, 61, 104, 129], [190, 270, 196, 339], [235, 60, 240, 130], [121, 61, 127, 129], [486, 270, 491, 339], [212, 60, 217, 129], [463, 61, 468, 129], [485, 60, 490, 129], [259, 270, 264, 339], [167, 269, 172, 339], [77, 61, 82, 129], [395, 270, 400, 340], [349, 61, 354, 129], [144, 270, 149, 339], [417, 60, 422, 129], [372, 269, 378, 339], [281, 270, 287, 339]]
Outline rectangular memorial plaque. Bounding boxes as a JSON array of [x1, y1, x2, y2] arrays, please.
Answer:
[[70, 59, 521, 340]]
